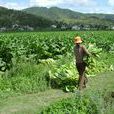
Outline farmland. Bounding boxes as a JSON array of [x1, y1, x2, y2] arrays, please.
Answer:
[[0, 31, 114, 114]]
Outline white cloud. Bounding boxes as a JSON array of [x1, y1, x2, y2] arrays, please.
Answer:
[[108, 0, 114, 6], [29, 0, 63, 7], [0, 0, 97, 11], [90, 8, 106, 13], [0, 2, 26, 10], [85, 6, 114, 14], [29, 0, 96, 7], [71, 0, 95, 6]]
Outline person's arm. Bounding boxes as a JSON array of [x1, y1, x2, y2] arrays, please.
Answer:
[[82, 45, 90, 56]]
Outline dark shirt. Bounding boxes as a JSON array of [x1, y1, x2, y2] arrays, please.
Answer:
[[74, 44, 89, 63]]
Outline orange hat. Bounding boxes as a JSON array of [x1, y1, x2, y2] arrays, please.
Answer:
[[74, 36, 82, 43]]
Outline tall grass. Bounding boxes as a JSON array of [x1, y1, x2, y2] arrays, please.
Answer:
[[0, 61, 51, 96]]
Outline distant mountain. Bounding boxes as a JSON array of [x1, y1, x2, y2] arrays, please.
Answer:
[[23, 7, 83, 21], [87, 13, 114, 21], [0, 6, 114, 31], [0, 6, 53, 31], [23, 7, 114, 25]]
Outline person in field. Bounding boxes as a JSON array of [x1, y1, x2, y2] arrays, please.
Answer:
[[74, 36, 90, 90]]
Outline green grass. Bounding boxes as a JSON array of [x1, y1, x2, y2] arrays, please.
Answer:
[[0, 31, 114, 114], [0, 89, 73, 114], [84, 72, 114, 114], [0, 72, 114, 114], [41, 72, 114, 114], [0, 62, 51, 95]]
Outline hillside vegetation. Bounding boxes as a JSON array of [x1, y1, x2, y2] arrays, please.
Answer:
[[23, 7, 114, 26], [0, 6, 53, 31], [0, 6, 114, 31]]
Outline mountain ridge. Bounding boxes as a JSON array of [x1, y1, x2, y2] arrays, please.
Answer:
[[0, 6, 114, 31], [0, 6, 54, 31], [23, 6, 114, 25]]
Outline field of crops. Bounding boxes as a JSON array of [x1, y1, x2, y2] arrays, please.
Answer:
[[0, 31, 114, 92], [0, 31, 114, 113]]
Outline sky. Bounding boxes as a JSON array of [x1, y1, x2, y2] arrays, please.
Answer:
[[0, 0, 114, 14]]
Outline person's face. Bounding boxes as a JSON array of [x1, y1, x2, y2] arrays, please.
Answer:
[[76, 43, 80, 45]]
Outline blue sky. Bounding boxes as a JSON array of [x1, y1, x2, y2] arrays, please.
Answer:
[[0, 0, 114, 14]]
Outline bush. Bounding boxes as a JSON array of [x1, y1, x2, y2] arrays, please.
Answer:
[[0, 62, 50, 94], [41, 94, 98, 114]]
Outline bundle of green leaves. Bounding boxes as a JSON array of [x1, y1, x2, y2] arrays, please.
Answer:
[[83, 43, 112, 76]]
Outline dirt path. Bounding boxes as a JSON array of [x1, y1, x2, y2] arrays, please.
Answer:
[[0, 89, 74, 114], [0, 72, 114, 114]]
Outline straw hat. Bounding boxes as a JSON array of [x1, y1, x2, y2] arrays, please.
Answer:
[[74, 36, 82, 43]]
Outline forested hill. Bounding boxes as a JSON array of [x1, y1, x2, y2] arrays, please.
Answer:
[[1, 6, 114, 31], [23, 7, 114, 26], [0, 6, 54, 31]]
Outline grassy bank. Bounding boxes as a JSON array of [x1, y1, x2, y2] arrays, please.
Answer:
[[0, 72, 114, 114]]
